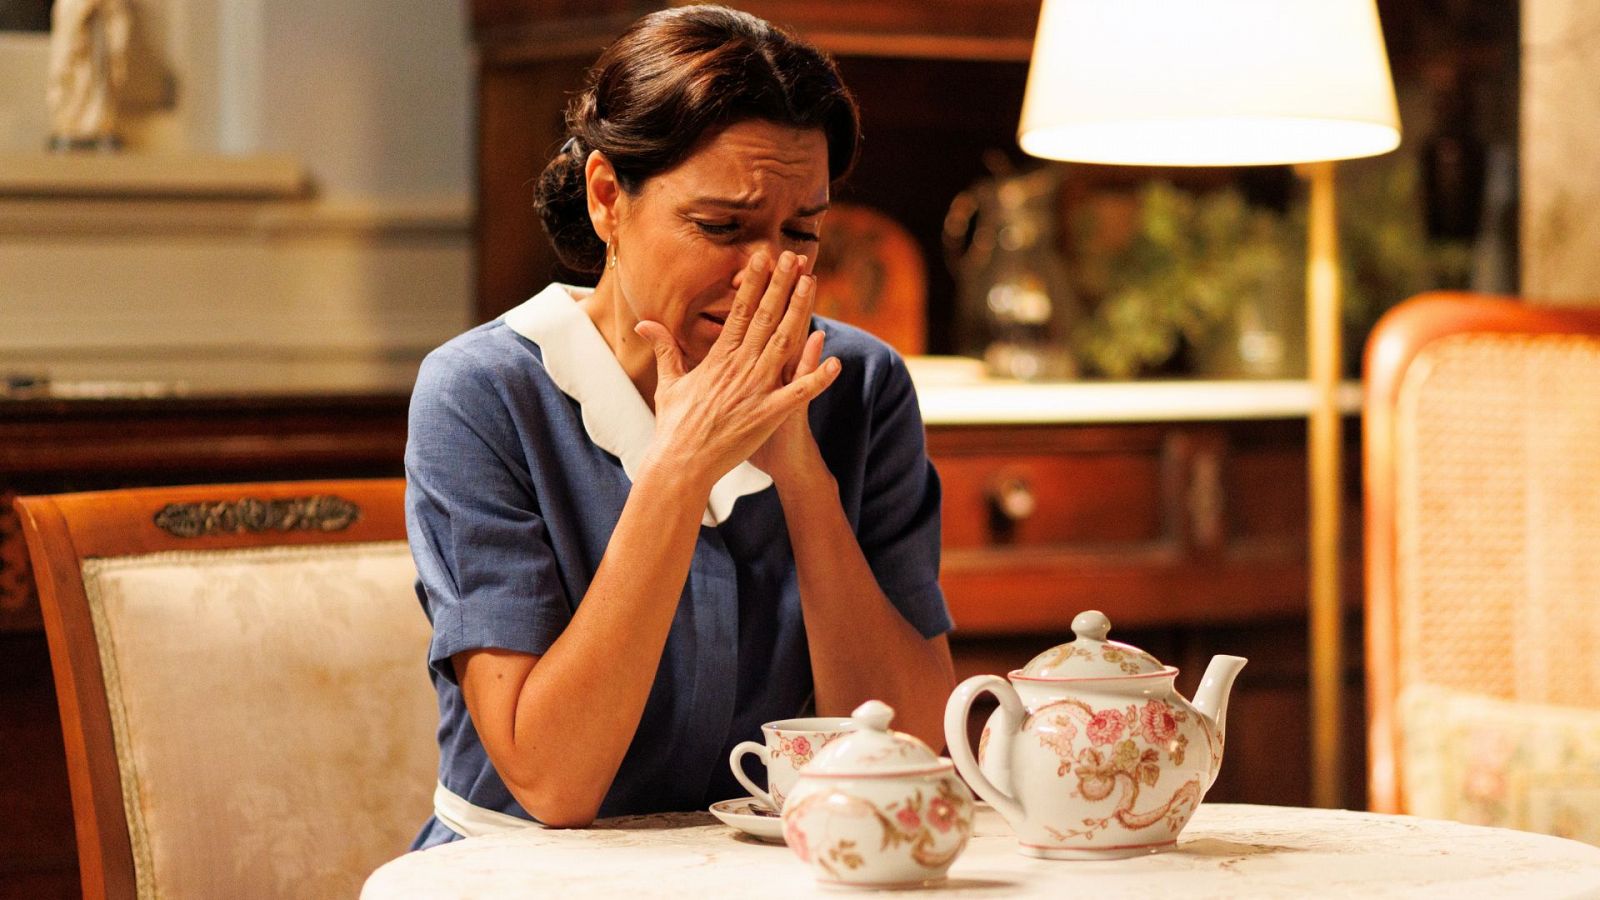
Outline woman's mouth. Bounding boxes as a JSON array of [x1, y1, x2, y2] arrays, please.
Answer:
[[690, 310, 728, 344]]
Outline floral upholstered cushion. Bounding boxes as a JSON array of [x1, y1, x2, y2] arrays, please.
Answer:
[[1400, 684, 1600, 846], [82, 542, 437, 899]]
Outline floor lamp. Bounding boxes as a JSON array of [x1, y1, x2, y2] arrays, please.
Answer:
[[1017, 1, 1401, 807]]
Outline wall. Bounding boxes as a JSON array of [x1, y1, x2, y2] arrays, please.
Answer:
[[0, 0, 475, 392], [1522, 0, 1600, 305]]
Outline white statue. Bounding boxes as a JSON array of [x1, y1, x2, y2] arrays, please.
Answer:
[[47, 0, 134, 150]]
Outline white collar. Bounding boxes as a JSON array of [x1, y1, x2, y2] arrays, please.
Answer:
[[503, 283, 772, 527]]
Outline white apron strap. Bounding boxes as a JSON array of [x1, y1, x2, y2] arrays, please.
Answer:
[[433, 781, 542, 839]]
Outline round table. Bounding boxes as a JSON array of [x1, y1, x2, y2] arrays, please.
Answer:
[[363, 804, 1600, 898]]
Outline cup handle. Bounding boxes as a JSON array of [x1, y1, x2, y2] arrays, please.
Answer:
[[729, 741, 775, 811], [944, 674, 1025, 825]]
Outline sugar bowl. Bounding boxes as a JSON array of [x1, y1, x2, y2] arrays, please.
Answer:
[[781, 700, 975, 889]]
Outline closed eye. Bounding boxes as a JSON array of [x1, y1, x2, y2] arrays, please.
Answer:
[[694, 220, 740, 236], [691, 219, 819, 244]]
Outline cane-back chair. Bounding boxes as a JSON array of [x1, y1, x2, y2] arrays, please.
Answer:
[[1365, 293, 1600, 844]]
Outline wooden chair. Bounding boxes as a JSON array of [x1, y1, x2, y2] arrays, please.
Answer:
[[14, 480, 436, 899], [1365, 292, 1600, 843]]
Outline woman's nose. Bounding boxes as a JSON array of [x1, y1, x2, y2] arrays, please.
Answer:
[[744, 240, 786, 268], [731, 242, 785, 289]]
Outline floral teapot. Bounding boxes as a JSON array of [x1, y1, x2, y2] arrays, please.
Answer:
[[944, 610, 1246, 859]]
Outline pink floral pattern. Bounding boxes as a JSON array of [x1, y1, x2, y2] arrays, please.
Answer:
[[1086, 708, 1127, 746], [1023, 697, 1200, 844], [1031, 712, 1078, 774], [784, 819, 811, 862], [772, 730, 845, 769], [927, 796, 957, 834], [785, 779, 974, 881], [1140, 700, 1179, 745], [1399, 685, 1600, 846], [1024, 642, 1163, 675]]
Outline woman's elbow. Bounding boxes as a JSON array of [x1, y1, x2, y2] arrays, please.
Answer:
[[532, 806, 598, 829], [503, 772, 604, 828]]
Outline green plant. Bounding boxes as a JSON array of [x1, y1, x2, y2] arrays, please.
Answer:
[[1070, 159, 1474, 379], [1072, 183, 1294, 378]]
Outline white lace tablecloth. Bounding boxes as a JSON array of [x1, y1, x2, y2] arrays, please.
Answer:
[[362, 804, 1600, 899]]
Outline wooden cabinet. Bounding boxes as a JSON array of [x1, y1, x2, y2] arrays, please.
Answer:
[[932, 419, 1358, 633]]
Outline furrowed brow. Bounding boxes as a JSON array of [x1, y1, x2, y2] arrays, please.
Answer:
[[689, 197, 831, 218], [689, 196, 760, 210]]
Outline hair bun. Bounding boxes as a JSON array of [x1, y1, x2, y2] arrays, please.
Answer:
[[533, 141, 605, 275]]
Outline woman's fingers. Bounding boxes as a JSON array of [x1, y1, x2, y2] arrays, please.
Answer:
[[634, 320, 686, 385], [796, 328, 826, 378], [742, 251, 805, 352], [783, 323, 827, 383], [759, 270, 818, 372], [714, 251, 773, 351], [780, 355, 842, 407]]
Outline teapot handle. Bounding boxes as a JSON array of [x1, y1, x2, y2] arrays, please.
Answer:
[[944, 674, 1025, 825]]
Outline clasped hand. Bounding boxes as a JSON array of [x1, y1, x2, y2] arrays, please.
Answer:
[[635, 250, 839, 492]]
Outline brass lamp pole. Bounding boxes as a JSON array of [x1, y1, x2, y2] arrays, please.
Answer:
[[1303, 160, 1344, 807]]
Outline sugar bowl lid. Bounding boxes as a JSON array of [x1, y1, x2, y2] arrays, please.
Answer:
[[1017, 610, 1169, 679], [803, 700, 952, 776]]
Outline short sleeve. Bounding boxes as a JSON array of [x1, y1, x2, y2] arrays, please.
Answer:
[[856, 351, 954, 640], [405, 347, 573, 683]]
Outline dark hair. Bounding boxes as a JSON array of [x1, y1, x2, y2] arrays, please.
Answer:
[[533, 5, 861, 274]]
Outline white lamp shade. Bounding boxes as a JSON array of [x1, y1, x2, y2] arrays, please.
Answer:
[[1018, 0, 1401, 166]]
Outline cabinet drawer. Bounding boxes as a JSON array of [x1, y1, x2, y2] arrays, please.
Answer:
[[929, 423, 1187, 553], [925, 421, 1330, 636], [936, 449, 1167, 550]]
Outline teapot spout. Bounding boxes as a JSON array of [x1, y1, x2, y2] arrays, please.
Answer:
[[1192, 655, 1248, 753]]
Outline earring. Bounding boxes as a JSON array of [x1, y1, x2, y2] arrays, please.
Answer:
[[608, 240, 618, 269]]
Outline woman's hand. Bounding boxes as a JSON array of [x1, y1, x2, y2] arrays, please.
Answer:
[[634, 249, 840, 491], [750, 323, 829, 486]]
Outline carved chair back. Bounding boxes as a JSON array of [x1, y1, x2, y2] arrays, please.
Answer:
[[1365, 293, 1600, 842], [14, 479, 436, 899]]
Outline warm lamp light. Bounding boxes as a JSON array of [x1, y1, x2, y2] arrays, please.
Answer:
[[1017, 0, 1400, 808], [1018, 0, 1400, 166]]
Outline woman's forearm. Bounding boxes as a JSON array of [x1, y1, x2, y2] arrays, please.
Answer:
[[459, 460, 711, 826], [775, 453, 956, 751]]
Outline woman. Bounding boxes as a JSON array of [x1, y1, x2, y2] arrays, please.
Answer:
[[405, 4, 954, 847]]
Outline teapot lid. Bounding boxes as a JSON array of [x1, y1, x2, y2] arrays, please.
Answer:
[[1016, 610, 1169, 679], [802, 700, 952, 776]]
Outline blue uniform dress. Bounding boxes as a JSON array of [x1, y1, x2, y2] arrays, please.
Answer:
[[405, 283, 952, 849]]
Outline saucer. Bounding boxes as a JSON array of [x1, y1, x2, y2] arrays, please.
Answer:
[[709, 797, 786, 843]]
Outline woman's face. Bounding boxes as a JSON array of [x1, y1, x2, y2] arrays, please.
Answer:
[[592, 120, 831, 367]]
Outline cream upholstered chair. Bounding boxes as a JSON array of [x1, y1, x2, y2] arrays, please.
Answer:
[[1365, 293, 1600, 844], [14, 480, 437, 899]]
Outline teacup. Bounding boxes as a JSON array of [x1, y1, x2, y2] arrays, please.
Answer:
[[729, 717, 853, 812]]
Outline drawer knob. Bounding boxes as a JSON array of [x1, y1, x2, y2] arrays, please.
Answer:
[[988, 476, 1037, 525]]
